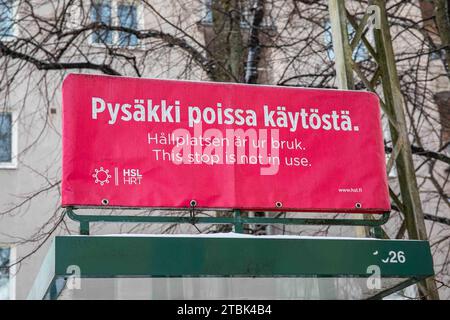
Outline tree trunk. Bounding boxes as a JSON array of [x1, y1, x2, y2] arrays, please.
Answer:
[[210, 0, 244, 82]]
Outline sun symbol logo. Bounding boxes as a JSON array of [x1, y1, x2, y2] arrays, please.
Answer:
[[92, 167, 111, 186]]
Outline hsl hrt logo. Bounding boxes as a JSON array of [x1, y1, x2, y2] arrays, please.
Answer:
[[123, 168, 142, 185]]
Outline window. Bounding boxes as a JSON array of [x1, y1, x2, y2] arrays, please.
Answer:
[[324, 21, 368, 63], [90, 0, 141, 47], [203, 0, 213, 23], [90, 0, 113, 44], [118, 3, 138, 46], [430, 50, 441, 61], [0, 112, 17, 168], [0, 247, 10, 300], [0, 113, 12, 163], [0, 0, 15, 39]]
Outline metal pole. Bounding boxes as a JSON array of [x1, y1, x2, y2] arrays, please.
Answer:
[[329, 0, 354, 90], [372, 0, 439, 299], [329, 0, 366, 238], [328, 0, 439, 299], [233, 209, 244, 233]]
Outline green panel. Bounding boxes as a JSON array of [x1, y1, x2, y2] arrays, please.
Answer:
[[53, 236, 434, 278]]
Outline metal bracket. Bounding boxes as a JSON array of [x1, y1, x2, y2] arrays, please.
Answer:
[[65, 207, 390, 236], [188, 200, 198, 225]]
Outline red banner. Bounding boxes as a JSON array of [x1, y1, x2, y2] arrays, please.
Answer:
[[62, 74, 390, 213]]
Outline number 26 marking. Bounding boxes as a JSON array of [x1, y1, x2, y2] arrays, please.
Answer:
[[382, 251, 406, 264]]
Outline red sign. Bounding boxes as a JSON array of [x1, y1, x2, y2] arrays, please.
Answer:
[[62, 74, 390, 213]]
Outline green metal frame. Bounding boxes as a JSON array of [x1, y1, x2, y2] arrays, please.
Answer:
[[28, 235, 434, 300], [65, 207, 390, 236]]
